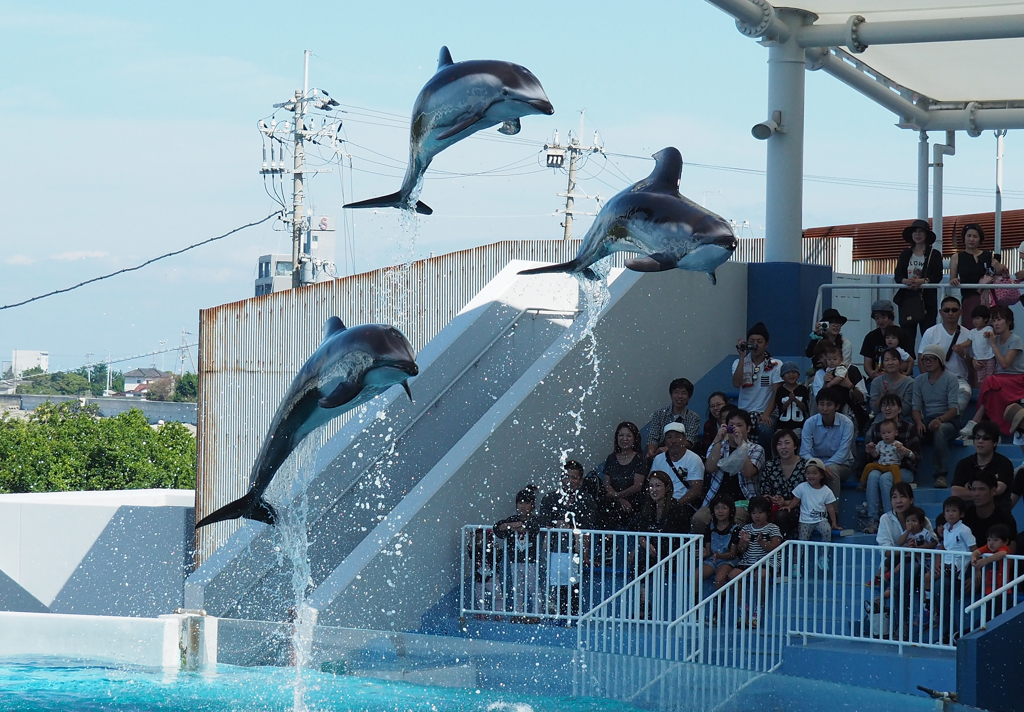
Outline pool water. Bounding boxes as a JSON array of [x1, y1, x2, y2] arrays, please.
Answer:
[[0, 659, 639, 712]]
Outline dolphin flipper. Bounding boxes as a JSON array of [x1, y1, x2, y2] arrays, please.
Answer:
[[196, 491, 277, 528], [707, 271, 718, 286], [435, 112, 485, 141], [625, 253, 677, 272], [498, 118, 521, 135], [518, 259, 581, 276], [319, 381, 362, 409], [344, 192, 433, 216]]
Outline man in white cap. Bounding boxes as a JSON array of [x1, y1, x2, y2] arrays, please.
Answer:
[[912, 344, 962, 489], [649, 423, 705, 511]]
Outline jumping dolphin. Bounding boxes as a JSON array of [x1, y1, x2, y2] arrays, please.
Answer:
[[195, 318, 419, 528], [343, 46, 554, 215], [519, 147, 738, 284]]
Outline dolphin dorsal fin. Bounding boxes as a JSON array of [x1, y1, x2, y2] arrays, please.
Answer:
[[437, 46, 454, 71], [322, 316, 347, 342], [645, 147, 683, 192]]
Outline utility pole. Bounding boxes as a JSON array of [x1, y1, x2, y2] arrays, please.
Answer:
[[259, 51, 340, 288], [545, 111, 603, 240]]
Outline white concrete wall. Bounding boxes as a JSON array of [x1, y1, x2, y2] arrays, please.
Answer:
[[311, 262, 748, 630], [0, 490, 193, 615]]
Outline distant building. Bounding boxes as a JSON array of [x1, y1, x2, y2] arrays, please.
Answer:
[[255, 254, 293, 296], [11, 350, 48, 378], [123, 368, 170, 396]]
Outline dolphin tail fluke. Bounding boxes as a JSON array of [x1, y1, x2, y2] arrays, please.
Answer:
[[344, 192, 433, 216], [196, 492, 277, 529], [518, 259, 582, 277]]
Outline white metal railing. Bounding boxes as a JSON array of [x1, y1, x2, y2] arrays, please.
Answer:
[[577, 535, 703, 657], [964, 567, 1024, 628], [811, 282, 1008, 333], [663, 540, 1024, 673], [460, 525, 700, 626]]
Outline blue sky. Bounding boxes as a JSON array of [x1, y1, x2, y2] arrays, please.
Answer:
[[1, 1, 1021, 372]]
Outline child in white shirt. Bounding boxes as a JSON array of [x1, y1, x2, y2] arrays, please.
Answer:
[[785, 459, 839, 542], [929, 496, 977, 591], [966, 304, 996, 383]]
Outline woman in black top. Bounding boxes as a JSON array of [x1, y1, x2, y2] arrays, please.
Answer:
[[893, 219, 944, 336], [600, 421, 648, 530], [631, 471, 690, 572], [949, 222, 1004, 327]]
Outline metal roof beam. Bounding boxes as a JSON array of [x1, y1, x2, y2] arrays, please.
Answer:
[[809, 49, 930, 127], [799, 14, 1024, 50], [705, 0, 792, 42]]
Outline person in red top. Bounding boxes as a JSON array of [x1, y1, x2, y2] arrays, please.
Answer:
[[971, 524, 1013, 596]]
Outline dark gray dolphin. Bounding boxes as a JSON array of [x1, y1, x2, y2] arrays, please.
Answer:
[[344, 46, 554, 215], [519, 147, 738, 284], [196, 318, 419, 528]]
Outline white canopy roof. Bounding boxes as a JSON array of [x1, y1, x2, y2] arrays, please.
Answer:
[[795, 1, 1024, 102]]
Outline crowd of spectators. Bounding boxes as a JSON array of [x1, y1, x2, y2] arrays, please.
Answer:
[[475, 218, 1024, 620]]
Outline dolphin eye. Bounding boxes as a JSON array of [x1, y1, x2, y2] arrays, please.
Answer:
[[501, 87, 509, 96]]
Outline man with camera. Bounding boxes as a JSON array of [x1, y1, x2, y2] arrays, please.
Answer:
[[731, 322, 782, 449]]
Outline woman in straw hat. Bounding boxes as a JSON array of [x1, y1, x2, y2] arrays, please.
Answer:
[[893, 219, 944, 337]]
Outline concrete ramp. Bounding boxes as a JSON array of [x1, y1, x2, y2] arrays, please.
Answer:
[[186, 260, 749, 630], [186, 262, 582, 620]]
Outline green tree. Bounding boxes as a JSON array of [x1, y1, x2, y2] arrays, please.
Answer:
[[21, 366, 43, 377], [0, 402, 196, 493], [174, 373, 198, 402]]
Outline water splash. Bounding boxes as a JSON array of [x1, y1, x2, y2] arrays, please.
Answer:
[[565, 261, 611, 442], [267, 438, 320, 711]]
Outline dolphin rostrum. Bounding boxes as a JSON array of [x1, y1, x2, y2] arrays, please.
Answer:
[[343, 46, 554, 216], [519, 147, 738, 284], [195, 318, 419, 529]]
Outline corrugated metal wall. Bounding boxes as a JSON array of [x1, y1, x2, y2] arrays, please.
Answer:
[[195, 239, 634, 564], [731, 237, 844, 266]]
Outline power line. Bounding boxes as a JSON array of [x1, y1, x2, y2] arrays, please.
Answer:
[[0, 212, 281, 312]]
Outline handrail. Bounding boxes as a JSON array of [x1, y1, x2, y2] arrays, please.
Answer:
[[811, 281, 1002, 333], [964, 570, 1024, 613]]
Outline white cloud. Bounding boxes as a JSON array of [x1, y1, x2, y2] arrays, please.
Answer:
[[6, 255, 33, 266], [52, 251, 109, 261]]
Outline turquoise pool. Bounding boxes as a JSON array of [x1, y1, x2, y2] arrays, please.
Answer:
[[0, 658, 637, 712]]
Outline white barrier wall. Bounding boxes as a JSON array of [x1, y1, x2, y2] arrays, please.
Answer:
[[310, 262, 748, 631], [0, 490, 194, 616]]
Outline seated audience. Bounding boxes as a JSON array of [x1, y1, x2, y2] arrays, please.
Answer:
[[702, 495, 740, 590], [965, 306, 1024, 436], [728, 496, 783, 622], [860, 394, 920, 532], [758, 428, 807, 539], [732, 322, 782, 449], [868, 348, 914, 422], [920, 296, 973, 416], [692, 408, 764, 533], [631, 471, 691, 539], [812, 344, 868, 429], [805, 308, 853, 369], [598, 422, 649, 530], [860, 299, 915, 381], [644, 378, 701, 457], [911, 345, 961, 489], [950, 421, 1014, 508], [971, 524, 1012, 599], [799, 387, 856, 497], [699, 391, 731, 456], [882, 325, 915, 375], [539, 461, 596, 617], [761, 361, 810, 435], [649, 423, 704, 512], [493, 486, 541, 616], [935, 471, 1018, 555], [876, 482, 934, 548], [783, 457, 839, 542]]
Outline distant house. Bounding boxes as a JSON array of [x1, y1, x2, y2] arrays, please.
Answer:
[[123, 368, 170, 396]]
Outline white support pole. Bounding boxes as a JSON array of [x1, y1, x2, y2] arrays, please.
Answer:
[[918, 131, 929, 220], [933, 131, 956, 255], [996, 130, 1006, 255], [764, 9, 812, 263], [797, 14, 1024, 48]]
